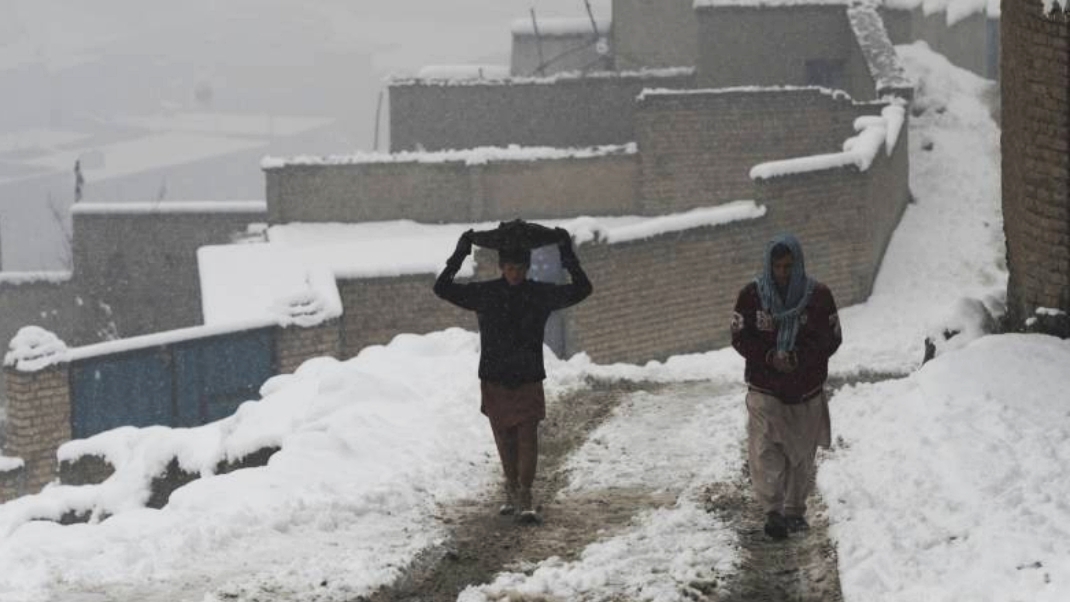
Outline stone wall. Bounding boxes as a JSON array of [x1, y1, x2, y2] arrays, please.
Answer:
[[388, 70, 696, 153], [265, 152, 641, 225], [1001, 0, 1070, 331], [634, 88, 883, 214]]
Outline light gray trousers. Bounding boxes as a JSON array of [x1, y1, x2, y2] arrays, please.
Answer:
[[746, 389, 831, 516]]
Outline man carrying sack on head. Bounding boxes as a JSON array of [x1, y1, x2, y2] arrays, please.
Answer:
[[434, 220, 592, 524], [731, 233, 841, 540]]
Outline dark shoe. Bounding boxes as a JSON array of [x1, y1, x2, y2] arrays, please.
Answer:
[[516, 487, 541, 524], [764, 511, 789, 540], [785, 515, 810, 533], [499, 483, 518, 515]]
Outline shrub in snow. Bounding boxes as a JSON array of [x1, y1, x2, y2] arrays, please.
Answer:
[[3, 326, 69, 372], [922, 296, 1004, 362]]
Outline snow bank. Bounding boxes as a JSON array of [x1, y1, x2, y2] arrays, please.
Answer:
[[820, 334, 1070, 602]]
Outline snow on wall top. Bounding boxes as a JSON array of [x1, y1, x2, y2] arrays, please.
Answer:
[[3, 326, 69, 372], [750, 102, 906, 179], [0, 456, 24, 473], [70, 201, 267, 215], [390, 66, 694, 87], [847, 4, 914, 94], [415, 65, 511, 80], [0, 271, 72, 285], [261, 143, 638, 170], [694, 0, 999, 22], [638, 84, 854, 102], [511, 16, 611, 36]]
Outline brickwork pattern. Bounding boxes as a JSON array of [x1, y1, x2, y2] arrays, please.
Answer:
[[338, 275, 477, 359], [388, 73, 696, 153], [1002, 0, 1070, 328], [267, 154, 640, 226], [2, 366, 71, 494], [636, 89, 882, 214], [275, 320, 343, 375]]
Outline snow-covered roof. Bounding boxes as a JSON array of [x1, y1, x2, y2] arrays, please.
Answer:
[[70, 201, 267, 215], [390, 67, 694, 87], [510, 17, 611, 36], [750, 103, 906, 179], [198, 203, 766, 326], [261, 143, 637, 170]]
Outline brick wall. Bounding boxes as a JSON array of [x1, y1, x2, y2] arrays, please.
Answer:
[[388, 71, 696, 153], [635, 88, 882, 214], [275, 319, 343, 374], [2, 366, 71, 495], [338, 275, 477, 358], [266, 153, 641, 225], [1002, 0, 1070, 330]]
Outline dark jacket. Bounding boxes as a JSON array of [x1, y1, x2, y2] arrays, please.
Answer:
[[731, 281, 841, 404], [434, 261, 592, 387]]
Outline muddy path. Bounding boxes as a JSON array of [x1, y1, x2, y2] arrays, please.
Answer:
[[359, 380, 676, 602], [360, 377, 891, 602]]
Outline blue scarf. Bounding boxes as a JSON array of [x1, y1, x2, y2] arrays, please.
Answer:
[[755, 234, 815, 353]]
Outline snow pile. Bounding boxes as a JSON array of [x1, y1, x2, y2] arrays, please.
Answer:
[[750, 102, 906, 179], [0, 456, 24, 473], [820, 335, 1070, 602], [3, 326, 69, 372], [261, 142, 637, 170]]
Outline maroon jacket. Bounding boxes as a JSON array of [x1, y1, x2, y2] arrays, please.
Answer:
[[731, 281, 841, 404]]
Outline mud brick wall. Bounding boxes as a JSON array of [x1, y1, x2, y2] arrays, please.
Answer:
[[275, 319, 343, 374], [2, 366, 71, 495], [1001, 0, 1070, 329], [635, 88, 882, 214], [388, 71, 696, 152], [338, 275, 477, 358], [265, 153, 640, 226]]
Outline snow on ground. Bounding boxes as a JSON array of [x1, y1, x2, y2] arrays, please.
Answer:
[[0, 41, 1061, 602]]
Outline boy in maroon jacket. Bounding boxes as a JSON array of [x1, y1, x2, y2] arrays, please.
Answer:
[[731, 234, 841, 539]]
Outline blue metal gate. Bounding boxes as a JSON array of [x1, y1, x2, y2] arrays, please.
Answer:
[[70, 327, 275, 439]]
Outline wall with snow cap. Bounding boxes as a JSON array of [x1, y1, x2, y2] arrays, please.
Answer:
[[635, 86, 883, 213], [388, 69, 695, 153], [71, 204, 267, 345], [0, 276, 75, 403], [264, 148, 641, 225], [695, 5, 877, 99], [1001, 0, 1070, 332], [848, 4, 916, 99]]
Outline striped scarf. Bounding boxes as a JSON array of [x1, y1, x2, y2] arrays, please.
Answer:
[[755, 234, 815, 353]]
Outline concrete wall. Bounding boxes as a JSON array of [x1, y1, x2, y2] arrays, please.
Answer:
[[612, 0, 698, 70], [695, 5, 876, 100], [265, 153, 641, 225], [635, 87, 880, 214], [71, 207, 265, 344], [1001, 0, 1070, 331], [388, 71, 696, 153]]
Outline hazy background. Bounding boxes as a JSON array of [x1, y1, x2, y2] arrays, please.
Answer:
[[0, 0, 611, 270]]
